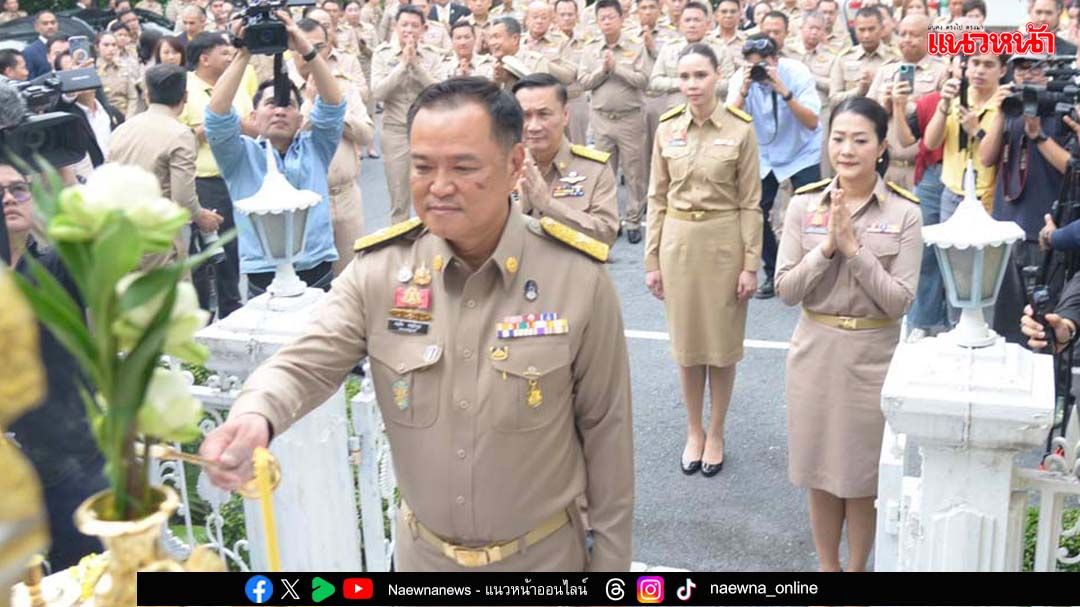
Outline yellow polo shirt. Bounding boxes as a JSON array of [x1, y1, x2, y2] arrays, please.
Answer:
[[179, 67, 259, 178], [940, 96, 999, 211]]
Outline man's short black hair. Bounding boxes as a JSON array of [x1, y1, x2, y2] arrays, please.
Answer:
[[962, 0, 987, 15], [854, 5, 884, 22], [450, 19, 475, 35], [145, 63, 187, 106], [762, 9, 789, 29], [407, 77, 523, 152], [186, 31, 228, 71], [253, 79, 303, 109], [297, 17, 329, 39], [35, 10, 55, 23], [45, 34, 69, 53], [595, 0, 622, 16], [512, 72, 568, 105], [553, 0, 577, 11], [816, 0, 839, 7], [396, 4, 426, 23], [716, 0, 740, 8], [493, 15, 521, 35], [0, 49, 23, 75], [681, 1, 709, 18]]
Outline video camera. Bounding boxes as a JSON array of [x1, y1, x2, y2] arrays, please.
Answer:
[[0, 69, 102, 169], [1002, 55, 1080, 122], [237, 0, 315, 55]]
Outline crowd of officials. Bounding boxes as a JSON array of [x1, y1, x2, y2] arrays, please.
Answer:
[[7, 0, 1080, 576]]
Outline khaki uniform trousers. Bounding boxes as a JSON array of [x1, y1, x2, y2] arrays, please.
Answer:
[[643, 92, 668, 187], [567, 94, 590, 146], [330, 182, 365, 277], [591, 108, 648, 225], [382, 122, 413, 224]]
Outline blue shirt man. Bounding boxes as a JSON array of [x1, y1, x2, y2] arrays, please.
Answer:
[[727, 33, 823, 297], [203, 12, 345, 293]]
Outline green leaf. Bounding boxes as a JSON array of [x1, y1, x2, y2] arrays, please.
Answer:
[[118, 266, 183, 314], [182, 229, 238, 273], [111, 284, 178, 419], [12, 263, 99, 383], [51, 240, 93, 297], [91, 214, 143, 289]]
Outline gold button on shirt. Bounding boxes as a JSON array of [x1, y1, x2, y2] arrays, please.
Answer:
[[229, 211, 634, 572]]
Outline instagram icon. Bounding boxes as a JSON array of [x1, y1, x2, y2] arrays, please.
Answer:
[[636, 576, 664, 604]]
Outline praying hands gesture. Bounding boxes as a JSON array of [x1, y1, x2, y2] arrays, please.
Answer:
[[821, 189, 860, 259]]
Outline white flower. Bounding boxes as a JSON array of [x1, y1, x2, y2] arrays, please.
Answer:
[[137, 368, 202, 442], [113, 275, 210, 364]]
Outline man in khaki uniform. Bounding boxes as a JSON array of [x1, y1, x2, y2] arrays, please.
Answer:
[[554, 0, 591, 144], [708, 0, 746, 67], [108, 64, 223, 261], [523, 1, 567, 58], [373, 6, 442, 223], [789, 11, 835, 108], [649, 2, 735, 121], [868, 14, 946, 191], [816, 0, 853, 54], [437, 20, 496, 79], [633, 0, 678, 184], [828, 6, 896, 106], [488, 17, 575, 91], [293, 18, 375, 276], [581, 0, 648, 243], [200, 77, 634, 573], [96, 33, 139, 117], [514, 73, 619, 245], [657, 0, 684, 30], [462, 0, 495, 53]]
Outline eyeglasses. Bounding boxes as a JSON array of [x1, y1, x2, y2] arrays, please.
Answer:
[[0, 182, 31, 203]]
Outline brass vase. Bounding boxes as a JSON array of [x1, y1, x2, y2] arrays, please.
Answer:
[[74, 485, 180, 607]]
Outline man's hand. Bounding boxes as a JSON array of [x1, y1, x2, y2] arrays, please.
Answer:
[[739, 65, 752, 98], [857, 69, 873, 96], [645, 270, 664, 300], [199, 412, 272, 491], [1064, 111, 1080, 139], [766, 64, 788, 97], [194, 208, 223, 233], [1040, 213, 1058, 250], [402, 38, 417, 65], [642, 27, 655, 54], [957, 105, 981, 136], [889, 79, 912, 112], [736, 270, 757, 302], [1021, 304, 1075, 353], [989, 83, 1014, 111], [277, 9, 315, 57], [1024, 114, 1043, 139], [518, 149, 549, 213], [603, 49, 615, 73], [940, 77, 961, 102]]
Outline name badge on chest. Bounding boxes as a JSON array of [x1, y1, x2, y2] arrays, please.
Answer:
[[866, 222, 901, 234]]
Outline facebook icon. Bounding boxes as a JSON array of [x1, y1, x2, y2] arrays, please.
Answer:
[[245, 575, 274, 604]]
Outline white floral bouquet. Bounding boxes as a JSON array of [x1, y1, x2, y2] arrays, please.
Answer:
[[13, 164, 233, 521]]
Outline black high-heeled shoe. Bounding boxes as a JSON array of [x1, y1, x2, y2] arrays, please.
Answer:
[[701, 460, 724, 477], [681, 458, 702, 475]]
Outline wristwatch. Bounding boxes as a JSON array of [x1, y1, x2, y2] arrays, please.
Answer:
[[781, 90, 794, 102], [974, 128, 987, 141], [1032, 130, 1049, 144], [301, 47, 319, 62]]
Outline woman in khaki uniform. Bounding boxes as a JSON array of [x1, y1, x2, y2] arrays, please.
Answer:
[[775, 96, 922, 572], [645, 43, 762, 477]]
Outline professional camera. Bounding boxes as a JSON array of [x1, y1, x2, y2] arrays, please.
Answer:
[[749, 62, 769, 83], [1002, 55, 1080, 120], [238, 0, 315, 55], [0, 69, 101, 169]]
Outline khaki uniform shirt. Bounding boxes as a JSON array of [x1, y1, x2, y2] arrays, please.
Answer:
[[523, 30, 567, 62], [0, 10, 26, 23], [632, 22, 680, 89], [645, 104, 762, 273], [461, 13, 494, 54], [707, 30, 747, 68], [828, 43, 898, 106], [379, 3, 403, 46], [361, 3, 381, 31], [435, 52, 496, 80], [134, 0, 163, 15], [648, 37, 736, 101], [560, 32, 590, 99], [494, 48, 561, 91], [775, 177, 922, 321], [229, 209, 634, 571], [788, 40, 838, 107], [867, 54, 948, 165], [580, 35, 648, 113], [97, 59, 139, 117], [372, 42, 442, 126], [825, 29, 854, 55], [106, 104, 201, 218], [521, 139, 619, 246]]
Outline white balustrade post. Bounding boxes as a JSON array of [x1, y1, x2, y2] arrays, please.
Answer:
[[878, 336, 1054, 571], [196, 289, 363, 571]]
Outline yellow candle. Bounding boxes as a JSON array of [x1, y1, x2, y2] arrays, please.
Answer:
[[253, 447, 281, 572]]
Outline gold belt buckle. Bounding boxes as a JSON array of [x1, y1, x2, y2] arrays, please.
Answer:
[[691, 210, 705, 220], [839, 316, 858, 330], [452, 544, 501, 567]]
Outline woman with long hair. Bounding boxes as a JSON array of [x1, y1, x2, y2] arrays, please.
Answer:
[[646, 43, 762, 477], [776, 96, 923, 572]]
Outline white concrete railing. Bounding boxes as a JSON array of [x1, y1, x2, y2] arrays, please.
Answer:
[[154, 361, 398, 572]]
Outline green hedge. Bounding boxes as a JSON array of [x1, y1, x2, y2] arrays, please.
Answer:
[[1023, 506, 1080, 572]]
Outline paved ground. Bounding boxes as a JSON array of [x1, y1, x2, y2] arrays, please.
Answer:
[[357, 138, 820, 572]]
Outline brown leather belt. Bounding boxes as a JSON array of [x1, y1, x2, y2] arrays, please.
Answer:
[[594, 108, 641, 119], [891, 159, 914, 168], [805, 310, 898, 331], [666, 208, 731, 221], [401, 500, 570, 567]]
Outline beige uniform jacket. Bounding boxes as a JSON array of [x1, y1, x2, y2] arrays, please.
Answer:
[[559, 33, 590, 99], [229, 210, 634, 571], [579, 36, 648, 112], [707, 30, 747, 68], [826, 29, 854, 54], [523, 30, 567, 62], [295, 59, 375, 189], [379, 3, 402, 46], [646, 103, 762, 273], [511, 45, 577, 87], [867, 54, 949, 164], [98, 59, 139, 117], [648, 37, 736, 97], [632, 23, 680, 80], [789, 41, 838, 107], [828, 43, 898, 106], [107, 104, 201, 218], [774, 177, 922, 320], [435, 52, 496, 80], [372, 42, 442, 126], [521, 139, 619, 246]]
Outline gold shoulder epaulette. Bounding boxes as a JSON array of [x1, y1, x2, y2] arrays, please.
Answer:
[[887, 181, 920, 204], [724, 104, 752, 123], [353, 217, 424, 252], [535, 216, 609, 262], [571, 144, 611, 163], [794, 178, 832, 195], [660, 103, 686, 122]]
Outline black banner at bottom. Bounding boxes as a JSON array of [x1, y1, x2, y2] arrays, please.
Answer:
[[137, 571, 1078, 606]]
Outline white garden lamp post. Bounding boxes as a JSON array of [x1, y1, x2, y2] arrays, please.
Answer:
[[232, 143, 320, 298]]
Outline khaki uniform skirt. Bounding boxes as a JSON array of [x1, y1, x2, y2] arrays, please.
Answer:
[[658, 210, 747, 368]]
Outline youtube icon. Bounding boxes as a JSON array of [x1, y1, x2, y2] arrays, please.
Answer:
[[343, 578, 374, 600]]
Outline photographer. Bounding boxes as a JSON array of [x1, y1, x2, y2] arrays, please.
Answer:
[[979, 53, 1070, 342], [1021, 279, 1079, 353], [205, 9, 344, 295], [727, 32, 822, 299]]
